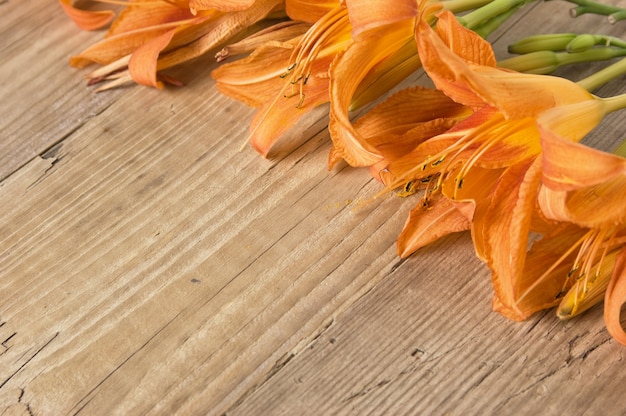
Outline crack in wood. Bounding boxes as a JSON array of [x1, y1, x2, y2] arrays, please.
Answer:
[[1, 332, 17, 354], [340, 347, 434, 406], [302, 317, 335, 351], [0, 332, 59, 390], [524, 310, 550, 335], [390, 258, 406, 273], [71, 312, 184, 415], [566, 331, 613, 364], [410, 347, 425, 358], [224, 318, 337, 415], [18, 388, 35, 416], [492, 364, 565, 413], [222, 352, 296, 415], [343, 378, 392, 403], [265, 352, 296, 382]]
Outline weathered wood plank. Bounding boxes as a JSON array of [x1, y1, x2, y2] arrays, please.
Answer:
[[226, 236, 624, 415], [1, 0, 626, 415], [0, 47, 416, 414], [0, 0, 124, 181], [223, 1, 626, 414]]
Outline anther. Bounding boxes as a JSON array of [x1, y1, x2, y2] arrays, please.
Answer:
[[280, 63, 298, 78], [295, 93, 306, 108]]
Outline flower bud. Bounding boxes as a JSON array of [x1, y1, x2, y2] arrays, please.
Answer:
[[508, 33, 578, 54]]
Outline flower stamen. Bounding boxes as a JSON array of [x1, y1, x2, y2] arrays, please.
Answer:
[[557, 228, 623, 318], [280, 5, 351, 107]]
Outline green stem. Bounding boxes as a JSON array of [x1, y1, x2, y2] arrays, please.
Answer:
[[442, 0, 495, 14], [609, 9, 626, 23], [558, 48, 626, 66], [457, 0, 536, 29], [601, 93, 626, 115], [508, 33, 579, 54], [471, 6, 522, 37], [566, 34, 626, 52], [577, 57, 626, 91], [498, 48, 626, 75], [561, 0, 626, 18]]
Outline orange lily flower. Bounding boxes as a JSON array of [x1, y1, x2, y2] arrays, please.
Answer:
[[212, 1, 350, 155], [536, 106, 626, 344], [325, 0, 517, 168], [381, 8, 626, 321], [327, 0, 424, 168], [354, 86, 472, 182], [66, 0, 284, 89], [213, 0, 431, 158], [69, 2, 212, 68]]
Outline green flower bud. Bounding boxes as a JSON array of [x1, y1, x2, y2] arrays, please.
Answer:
[[508, 34, 578, 54], [566, 34, 598, 53]]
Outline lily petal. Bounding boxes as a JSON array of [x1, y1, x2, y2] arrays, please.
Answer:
[[248, 58, 331, 155], [416, 10, 593, 118], [540, 122, 626, 191], [190, 0, 257, 12], [59, 0, 115, 31], [107, 1, 198, 36], [397, 193, 471, 258], [70, 5, 210, 68], [483, 158, 544, 320], [492, 223, 586, 320], [329, 19, 416, 167], [345, 0, 417, 37], [128, 28, 180, 88], [213, 39, 297, 107], [286, 0, 339, 23], [215, 21, 310, 61], [354, 86, 470, 138], [538, 126, 626, 229], [605, 247, 626, 345], [130, 0, 283, 88]]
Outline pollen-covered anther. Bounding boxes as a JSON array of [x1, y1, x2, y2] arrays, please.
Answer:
[[279, 62, 297, 78], [295, 94, 306, 109], [431, 158, 444, 167]]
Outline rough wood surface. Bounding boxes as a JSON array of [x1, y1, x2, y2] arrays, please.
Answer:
[[1, 1, 626, 415]]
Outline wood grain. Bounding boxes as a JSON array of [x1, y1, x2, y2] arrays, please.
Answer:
[[1, 1, 626, 415]]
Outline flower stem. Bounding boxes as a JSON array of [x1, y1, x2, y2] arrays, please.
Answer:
[[442, 0, 495, 14], [471, 6, 521, 37], [559, 0, 626, 21], [499, 48, 626, 75], [577, 57, 626, 91], [602, 93, 626, 115], [457, 0, 536, 29]]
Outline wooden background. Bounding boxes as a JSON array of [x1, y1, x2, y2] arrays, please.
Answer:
[[2, 1, 626, 414]]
